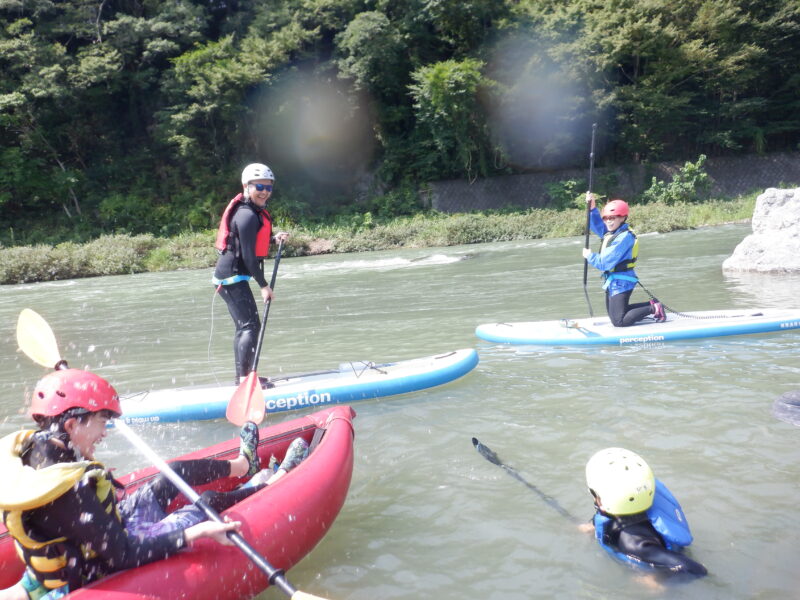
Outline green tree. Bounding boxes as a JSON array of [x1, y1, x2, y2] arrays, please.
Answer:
[[335, 11, 408, 101], [514, 0, 800, 161], [0, 0, 214, 234], [640, 155, 711, 204], [409, 58, 498, 180], [158, 24, 318, 170], [416, 0, 507, 55]]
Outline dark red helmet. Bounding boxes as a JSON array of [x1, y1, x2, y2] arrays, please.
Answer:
[[601, 199, 630, 218], [30, 369, 121, 419]]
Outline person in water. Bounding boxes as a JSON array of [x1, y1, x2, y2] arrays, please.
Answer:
[[582, 447, 707, 580], [0, 368, 290, 600], [582, 193, 666, 326], [213, 163, 290, 386]]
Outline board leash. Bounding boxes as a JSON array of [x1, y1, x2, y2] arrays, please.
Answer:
[[635, 281, 761, 321]]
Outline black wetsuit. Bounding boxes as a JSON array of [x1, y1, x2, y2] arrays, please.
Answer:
[[214, 202, 270, 382], [606, 291, 653, 327], [602, 513, 708, 576]]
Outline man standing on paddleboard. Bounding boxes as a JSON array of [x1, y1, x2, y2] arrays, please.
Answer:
[[213, 163, 290, 386]]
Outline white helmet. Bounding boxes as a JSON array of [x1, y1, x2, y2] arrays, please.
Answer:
[[585, 447, 655, 516], [241, 163, 275, 185]]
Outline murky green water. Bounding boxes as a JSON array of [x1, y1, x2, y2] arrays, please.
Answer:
[[2, 223, 800, 599]]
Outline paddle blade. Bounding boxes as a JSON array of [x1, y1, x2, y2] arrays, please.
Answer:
[[226, 371, 265, 426], [17, 309, 63, 368], [472, 437, 502, 467]]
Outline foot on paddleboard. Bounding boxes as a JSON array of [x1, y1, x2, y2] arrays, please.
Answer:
[[650, 299, 666, 322], [258, 376, 275, 389], [560, 319, 579, 329], [238, 421, 261, 477]]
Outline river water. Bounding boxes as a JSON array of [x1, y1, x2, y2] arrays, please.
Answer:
[[2, 223, 800, 600]]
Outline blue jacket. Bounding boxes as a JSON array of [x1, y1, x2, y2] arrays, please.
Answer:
[[586, 207, 638, 297]]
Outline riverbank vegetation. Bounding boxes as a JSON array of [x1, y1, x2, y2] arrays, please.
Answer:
[[0, 191, 757, 285], [1, 0, 798, 248]]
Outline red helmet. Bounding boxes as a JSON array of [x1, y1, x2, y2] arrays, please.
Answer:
[[601, 199, 629, 218], [31, 369, 121, 419]]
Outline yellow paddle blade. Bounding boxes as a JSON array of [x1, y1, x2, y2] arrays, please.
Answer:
[[225, 371, 265, 426], [291, 591, 331, 600], [17, 309, 62, 368]]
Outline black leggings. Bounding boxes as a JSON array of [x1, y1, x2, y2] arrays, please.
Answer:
[[151, 459, 263, 513], [217, 280, 260, 380], [606, 289, 654, 327]]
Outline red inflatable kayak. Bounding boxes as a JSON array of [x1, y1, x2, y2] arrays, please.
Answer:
[[0, 405, 356, 598]]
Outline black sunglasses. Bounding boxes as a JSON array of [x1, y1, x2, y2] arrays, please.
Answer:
[[250, 183, 273, 192]]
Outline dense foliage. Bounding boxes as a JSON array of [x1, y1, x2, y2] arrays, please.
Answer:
[[1, 0, 798, 245]]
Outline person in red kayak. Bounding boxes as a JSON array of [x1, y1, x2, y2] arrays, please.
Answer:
[[582, 193, 665, 326], [0, 369, 267, 600], [213, 163, 290, 386]]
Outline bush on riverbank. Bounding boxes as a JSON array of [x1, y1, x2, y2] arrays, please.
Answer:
[[0, 195, 757, 285]]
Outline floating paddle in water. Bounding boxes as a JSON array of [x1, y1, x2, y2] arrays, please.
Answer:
[[227, 240, 284, 427], [16, 308, 330, 600], [472, 437, 580, 524]]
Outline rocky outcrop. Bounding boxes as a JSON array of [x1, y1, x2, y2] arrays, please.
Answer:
[[722, 188, 800, 273]]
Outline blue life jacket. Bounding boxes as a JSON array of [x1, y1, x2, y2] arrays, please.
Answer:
[[593, 479, 694, 568]]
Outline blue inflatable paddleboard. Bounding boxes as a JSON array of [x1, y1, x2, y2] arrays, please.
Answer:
[[475, 309, 800, 346], [120, 348, 479, 424]]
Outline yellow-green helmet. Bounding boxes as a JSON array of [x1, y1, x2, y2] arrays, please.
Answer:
[[585, 447, 655, 516]]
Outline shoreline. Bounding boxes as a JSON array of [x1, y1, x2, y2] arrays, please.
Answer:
[[0, 198, 756, 285]]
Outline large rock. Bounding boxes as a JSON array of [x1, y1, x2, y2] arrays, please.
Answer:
[[722, 188, 800, 273]]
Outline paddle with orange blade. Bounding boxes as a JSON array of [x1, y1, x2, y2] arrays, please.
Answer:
[[226, 240, 285, 426], [16, 308, 331, 600]]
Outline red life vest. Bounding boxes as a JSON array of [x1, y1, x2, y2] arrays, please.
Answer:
[[214, 194, 272, 259]]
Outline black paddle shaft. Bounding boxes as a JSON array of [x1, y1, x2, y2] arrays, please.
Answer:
[[582, 123, 597, 317], [192, 497, 296, 595], [472, 437, 580, 524], [252, 240, 285, 373]]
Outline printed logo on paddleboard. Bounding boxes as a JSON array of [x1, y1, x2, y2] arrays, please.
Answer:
[[122, 415, 161, 424], [780, 321, 800, 329], [266, 391, 333, 412], [618, 334, 666, 345]]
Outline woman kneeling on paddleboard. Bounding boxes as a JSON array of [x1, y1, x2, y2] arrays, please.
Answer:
[[0, 369, 270, 600], [582, 194, 665, 327], [582, 447, 707, 581]]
